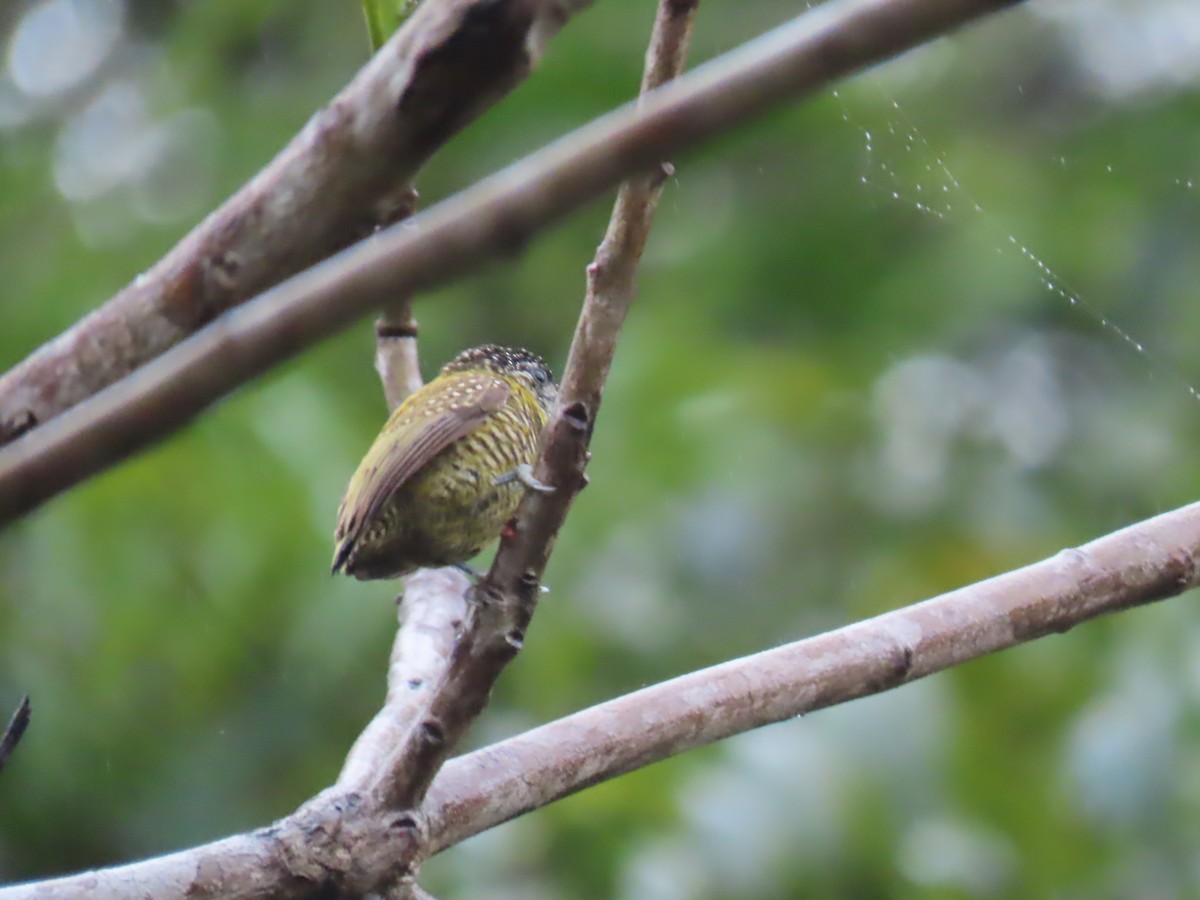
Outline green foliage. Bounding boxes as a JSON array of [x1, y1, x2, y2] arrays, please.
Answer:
[[3, 0, 1200, 897], [361, 0, 420, 52]]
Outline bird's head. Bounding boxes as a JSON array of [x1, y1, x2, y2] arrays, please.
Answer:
[[442, 344, 558, 411]]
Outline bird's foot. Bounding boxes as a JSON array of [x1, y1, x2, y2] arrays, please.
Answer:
[[452, 562, 484, 582], [493, 463, 554, 493]]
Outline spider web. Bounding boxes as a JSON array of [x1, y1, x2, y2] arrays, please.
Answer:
[[830, 80, 1200, 406]]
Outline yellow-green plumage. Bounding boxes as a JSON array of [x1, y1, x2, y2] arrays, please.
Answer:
[[332, 345, 556, 580]]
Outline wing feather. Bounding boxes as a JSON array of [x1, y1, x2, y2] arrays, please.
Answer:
[[334, 373, 509, 558]]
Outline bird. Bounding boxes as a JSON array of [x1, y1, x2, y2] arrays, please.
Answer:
[[332, 344, 557, 580]]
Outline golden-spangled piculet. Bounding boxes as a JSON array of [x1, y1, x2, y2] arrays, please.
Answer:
[[332, 344, 557, 580]]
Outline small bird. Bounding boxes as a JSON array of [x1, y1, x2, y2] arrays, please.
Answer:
[[332, 344, 557, 580]]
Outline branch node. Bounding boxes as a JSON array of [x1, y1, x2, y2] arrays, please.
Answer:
[[205, 251, 241, 292], [896, 642, 915, 682], [0, 410, 35, 443], [373, 185, 422, 231], [646, 160, 676, 189], [377, 321, 421, 339], [419, 720, 445, 748], [391, 812, 420, 832], [562, 401, 589, 430], [470, 582, 505, 609]]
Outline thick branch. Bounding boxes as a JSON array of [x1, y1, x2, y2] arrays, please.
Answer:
[[0, 0, 1024, 527], [0, 0, 593, 445], [8, 500, 1200, 898], [424, 500, 1200, 849]]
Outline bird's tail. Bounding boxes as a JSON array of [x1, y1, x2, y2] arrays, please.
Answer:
[[330, 539, 354, 575]]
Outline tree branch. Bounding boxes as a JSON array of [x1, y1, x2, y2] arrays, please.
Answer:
[[335, 569, 469, 794], [0, 0, 1024, 527], [0, 574, 471, 899], [0, 695, 30, 775], [375, 295, 425, 414], [371, 186, 426, 414], [7, 500, 1200, 897], [422, 499, 1200, 849], [0, 0, 594, 445]]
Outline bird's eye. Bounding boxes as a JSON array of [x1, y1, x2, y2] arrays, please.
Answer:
[[529, 367, 548, 384]]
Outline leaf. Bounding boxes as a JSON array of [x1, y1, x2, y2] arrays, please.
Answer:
[[360, 0, 421, 52]]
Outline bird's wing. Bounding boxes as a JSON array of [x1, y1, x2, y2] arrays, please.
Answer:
[[334, 372, 510, 551]]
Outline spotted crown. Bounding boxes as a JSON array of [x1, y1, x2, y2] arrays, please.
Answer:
[[442, 344, 557, 410]]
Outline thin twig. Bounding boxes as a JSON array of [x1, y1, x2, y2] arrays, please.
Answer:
[[0, 0, 594, 445], [6, 499, 1200, 898], [0, 0, 1025, 527], [371, 186, 426, 413], [0, 696, 30, 775], [375, 296, 424, 413]]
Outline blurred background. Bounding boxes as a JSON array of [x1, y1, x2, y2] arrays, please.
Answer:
[[3, 0, 1200, 896]]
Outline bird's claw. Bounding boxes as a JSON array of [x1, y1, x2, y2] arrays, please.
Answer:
[[494, 463, 554, 494], [452, 562, 484, 582]]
